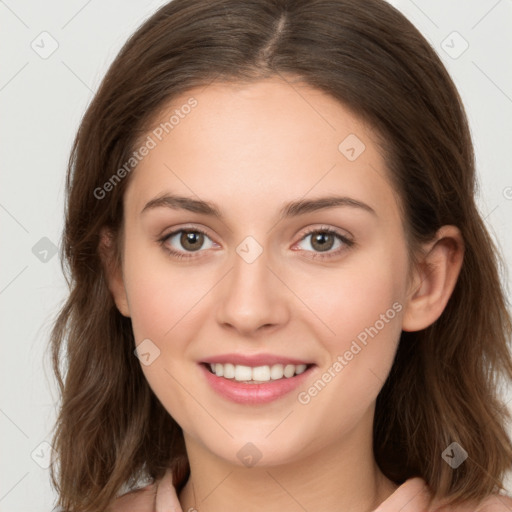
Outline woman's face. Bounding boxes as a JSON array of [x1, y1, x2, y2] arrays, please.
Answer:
[[115, 76, 413, 467]]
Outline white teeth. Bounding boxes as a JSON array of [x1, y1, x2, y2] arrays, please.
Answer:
[[295, 364, 307, 375], [207, 362, 310, 382], [252, 365, 270, 381], [223, 363, 235, 379], [270, 364, 284, 379], [283, 364, 295, 378], [235, 365, 252, 381]]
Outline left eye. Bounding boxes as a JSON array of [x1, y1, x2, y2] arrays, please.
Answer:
[[161, 228, 216, 254], [295, 228, 352, 255]]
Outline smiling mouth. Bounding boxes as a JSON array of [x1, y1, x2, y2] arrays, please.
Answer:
[[201, 362, 316, 383]]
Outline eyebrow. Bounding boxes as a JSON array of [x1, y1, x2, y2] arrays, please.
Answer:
[[140, 193, 377, 219]]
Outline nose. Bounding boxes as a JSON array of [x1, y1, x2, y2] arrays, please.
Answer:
[[215, 246, 290, 337]]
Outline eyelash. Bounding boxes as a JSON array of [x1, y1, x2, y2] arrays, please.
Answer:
[[158, 225, 354, 261]]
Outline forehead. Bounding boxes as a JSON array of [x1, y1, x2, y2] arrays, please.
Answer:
[[124, 77, 400, 222]]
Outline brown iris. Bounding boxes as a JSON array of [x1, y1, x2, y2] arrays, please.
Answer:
[[180, 231, 204, 251], [310, 231, 335, 252]]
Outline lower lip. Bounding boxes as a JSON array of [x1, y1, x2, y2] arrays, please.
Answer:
[[199, 363, 315, 404]]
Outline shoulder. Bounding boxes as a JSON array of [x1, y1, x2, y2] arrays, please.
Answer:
[[377, 477, 512, 512], [108, 483, 157, 512], [443, 494, 512, 512], [428, 487, 512, 512]]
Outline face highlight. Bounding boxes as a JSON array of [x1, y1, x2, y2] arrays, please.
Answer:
[[115, 76, 412, 468]]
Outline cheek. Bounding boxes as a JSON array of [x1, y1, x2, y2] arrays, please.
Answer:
[[292, 287, 403, 447], [122, 244, 206, 421], [123, 242, 209, 344], [292, 246, 407, 351], [291, 244, 407, 416]]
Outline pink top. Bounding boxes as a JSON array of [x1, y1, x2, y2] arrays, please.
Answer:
[[111, 473, 512, 511]]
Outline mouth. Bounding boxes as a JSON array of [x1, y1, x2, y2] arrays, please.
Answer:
[[201, 362, 316, 384], [198, 353, 318, 404]]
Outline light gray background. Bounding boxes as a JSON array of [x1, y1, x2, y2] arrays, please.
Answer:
[[1, 1, 511, 510]]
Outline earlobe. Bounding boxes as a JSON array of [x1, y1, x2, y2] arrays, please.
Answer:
[[401, 225, 464, 332], [98, 227, 131, 318]]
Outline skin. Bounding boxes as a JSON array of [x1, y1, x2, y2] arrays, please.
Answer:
[[103, 76, 465, 512]]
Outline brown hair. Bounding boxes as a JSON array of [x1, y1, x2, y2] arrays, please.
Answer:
[[49, 0, 512, 510]]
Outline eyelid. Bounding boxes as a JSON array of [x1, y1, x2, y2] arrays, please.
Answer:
[[158, 222, 214, 239], [295, 224, 353, 243]]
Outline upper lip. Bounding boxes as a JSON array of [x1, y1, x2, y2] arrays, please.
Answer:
[[201, 353, 314, 367]]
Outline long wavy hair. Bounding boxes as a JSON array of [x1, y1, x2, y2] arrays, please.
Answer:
[[49, 0, 512, 510]]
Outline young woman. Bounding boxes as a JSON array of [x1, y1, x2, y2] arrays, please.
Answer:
[[49, 1, 512, 511]]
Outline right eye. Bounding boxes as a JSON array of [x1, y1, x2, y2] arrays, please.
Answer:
[[159, 228, 218, 259]]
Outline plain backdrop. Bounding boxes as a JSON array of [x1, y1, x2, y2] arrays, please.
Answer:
[[1, 1, 511, 510]]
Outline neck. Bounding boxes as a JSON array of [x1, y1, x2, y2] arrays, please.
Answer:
[[178, 408, 397, 512]]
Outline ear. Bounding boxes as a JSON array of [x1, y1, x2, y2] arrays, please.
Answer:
[[401, 225, 464, 332], [98, 227, 131, 317]]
